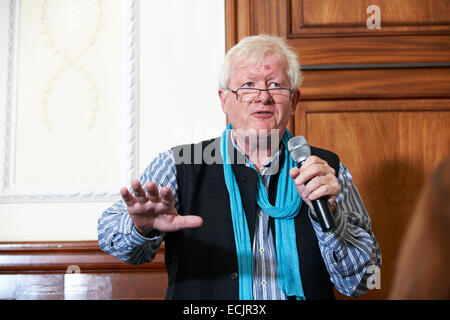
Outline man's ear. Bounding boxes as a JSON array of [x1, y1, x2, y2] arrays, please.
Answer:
[[290, 89, 301, 115], [218, 89, 228, 113]]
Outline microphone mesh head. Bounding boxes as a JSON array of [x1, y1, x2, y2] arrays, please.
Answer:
[[287, 136, 311, 163]]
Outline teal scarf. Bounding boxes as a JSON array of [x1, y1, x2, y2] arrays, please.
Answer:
[[220, 124, 305, 300]]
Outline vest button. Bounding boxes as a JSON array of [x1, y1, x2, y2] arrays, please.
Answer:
[[240, 176, 246, 182], [230, 272, 239, 280]]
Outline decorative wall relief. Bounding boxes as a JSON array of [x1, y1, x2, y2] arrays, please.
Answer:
[[0, 0, 139, 202], [37, 0, 104, 133]]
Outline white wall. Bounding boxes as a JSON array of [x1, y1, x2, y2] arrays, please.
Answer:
[[0, 0, 225, 241], [139, 0, 226, 168]]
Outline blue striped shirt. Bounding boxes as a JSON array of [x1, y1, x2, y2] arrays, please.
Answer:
[[98, 141, 382, 298]]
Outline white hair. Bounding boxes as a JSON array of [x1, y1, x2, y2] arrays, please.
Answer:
[[218, 34, 302, 91]]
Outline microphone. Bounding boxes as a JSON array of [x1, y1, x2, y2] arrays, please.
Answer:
[[288, 136, 336, 233]]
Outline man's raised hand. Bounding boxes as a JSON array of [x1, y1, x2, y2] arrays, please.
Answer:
[[120, 180, 203, 235]]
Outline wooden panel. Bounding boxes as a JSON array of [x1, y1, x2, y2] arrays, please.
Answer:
[[225, 0, 252, 51], [0, 273, 167, 300], [250, 0, 289, 37], [225, 1, 450, 65], [111, 272, 167, 299], [0, 274, 65, 300], [296, 98, 450, 141], [0, 241, 168, 299], [291, 0, 450, 36], [297, 109, 450, 299], [224, 0, 450, 300]]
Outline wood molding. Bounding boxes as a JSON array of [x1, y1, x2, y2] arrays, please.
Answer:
[[0, 241, 165, 274], [300, 68, 450, 100], [290, 36, 450, 66]]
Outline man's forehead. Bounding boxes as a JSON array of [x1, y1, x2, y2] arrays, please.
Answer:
[[233, 53, 286, 70], [230, 57, 288, 82]]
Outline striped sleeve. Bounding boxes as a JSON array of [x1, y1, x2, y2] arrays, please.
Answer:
[[97, 149, 178, 265], [310, 162, 382, 297]]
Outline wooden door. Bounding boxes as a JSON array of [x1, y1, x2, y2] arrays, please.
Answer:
[[226, 0, 450, 299]]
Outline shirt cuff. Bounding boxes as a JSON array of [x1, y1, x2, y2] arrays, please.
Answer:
[[121, 212, 164, 246], [308, 201, 348, 247], [309, 203, 358, 274], [132, 225, 163, 242]]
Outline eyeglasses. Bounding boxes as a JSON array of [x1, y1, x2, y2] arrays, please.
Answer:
[[228, 87, 294, 104]]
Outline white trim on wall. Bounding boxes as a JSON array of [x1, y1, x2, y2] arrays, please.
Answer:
[[0, 0, 139, 203]]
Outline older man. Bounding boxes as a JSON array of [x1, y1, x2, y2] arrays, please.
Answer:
[[98, 35, 381, 300]]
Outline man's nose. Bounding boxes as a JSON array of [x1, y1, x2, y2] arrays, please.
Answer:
[[258, 90, 274, 104]]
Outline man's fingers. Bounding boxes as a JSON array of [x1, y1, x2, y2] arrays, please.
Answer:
[[160, 187, 174, 206], [172, 215, 203, 231], [297, 164, 325, 185], [120, 187, 137, 207], [307, 184, 331, 201], [302, 175, 328, 198], [131, 180, 148, 203], [145, 182, 161, 202], [290, 167, 300, 180], [307, 180, 340, 202], [301, 156, 326, 169], [295, 160, 336, 186]]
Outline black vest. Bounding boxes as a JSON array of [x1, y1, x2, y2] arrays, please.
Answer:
[[165, 137, 340, 300]]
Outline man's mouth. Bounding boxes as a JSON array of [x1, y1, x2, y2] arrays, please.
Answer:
[[252, 111, 274, 118]]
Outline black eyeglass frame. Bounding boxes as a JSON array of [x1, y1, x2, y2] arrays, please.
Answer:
[[228, 87, 294, 102]]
